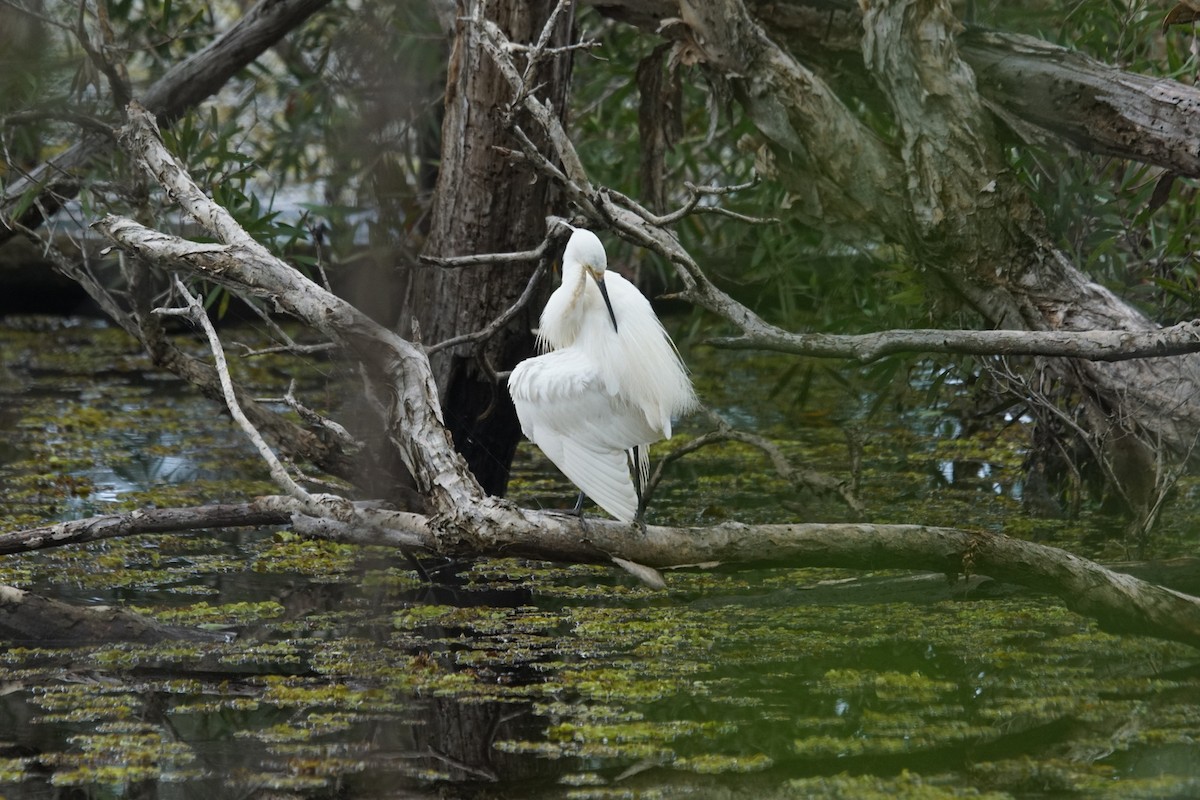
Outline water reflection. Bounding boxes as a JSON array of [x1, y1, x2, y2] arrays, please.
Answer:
[[0, 320, 1199, 798], [87, 451, 206, 503]]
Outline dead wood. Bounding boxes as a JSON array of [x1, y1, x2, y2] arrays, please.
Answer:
[[708, 320, 1200, 363], [0, 503, 289, 556], [77, 57, 1200, 653], [0, 585, 226, 644], [5, 500, 1200, 650]]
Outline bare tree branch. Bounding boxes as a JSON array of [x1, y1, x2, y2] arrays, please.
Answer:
[[710, 319, 1200, 363], [96, 103, 486, 520], [3, 501, 1200, 649], [257, 379, 362, 454], [1, 0, 332, 244], [426, 255, 548, 357], [0, 502, 290, 555], [419, 237, 550, 268]]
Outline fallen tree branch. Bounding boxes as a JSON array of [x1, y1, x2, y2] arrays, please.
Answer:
[[0, 502, 290, 555], [3, 504, 1200, 649], [709, 319, 1200, 363], [237, 516, 1200, 650]]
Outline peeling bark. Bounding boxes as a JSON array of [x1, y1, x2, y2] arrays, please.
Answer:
[[410, 0, 573, 496], [964, 29, 1200, 176]]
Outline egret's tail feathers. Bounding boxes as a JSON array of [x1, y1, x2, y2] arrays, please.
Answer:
[[560, 441, 639, 523]]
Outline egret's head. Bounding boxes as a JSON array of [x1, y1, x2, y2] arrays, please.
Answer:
[[562, 228, 618, 334], [562, 228, 607, 276]]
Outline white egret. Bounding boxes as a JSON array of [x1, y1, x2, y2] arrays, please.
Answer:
[[508, 227, 697, 522]]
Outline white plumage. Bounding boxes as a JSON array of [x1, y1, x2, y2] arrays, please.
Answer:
[[508, 227, 697, 522]]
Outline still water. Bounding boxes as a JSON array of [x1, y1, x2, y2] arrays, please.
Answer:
[[0, 317, 1197, 799]]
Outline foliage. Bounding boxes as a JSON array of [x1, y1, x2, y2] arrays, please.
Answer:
[[571, 12, 915, 337], [988, 0, 1200, 322]]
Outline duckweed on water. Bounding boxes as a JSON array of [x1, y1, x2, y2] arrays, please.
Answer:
[[787, 770, 1013, 799], [2, 322, 1200, 796]]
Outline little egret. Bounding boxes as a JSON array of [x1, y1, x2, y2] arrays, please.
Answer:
[[508, 227, 697, 522]]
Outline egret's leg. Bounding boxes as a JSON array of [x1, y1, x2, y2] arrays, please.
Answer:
[[630, 445, 648, 532], [571, 491, 592, 534]]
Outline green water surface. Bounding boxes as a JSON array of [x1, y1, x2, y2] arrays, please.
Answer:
[[0, 317, 1196, 799]]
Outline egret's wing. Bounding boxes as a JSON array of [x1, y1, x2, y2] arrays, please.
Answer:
[[509, 352, 656, 522], [581, 273, 698, 437], [558, 438, 639, 523]]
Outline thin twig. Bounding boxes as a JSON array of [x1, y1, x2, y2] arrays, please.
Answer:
[[508, 39, 599, 58], [642, 407, 863, 515], [257, 378, 362, 452], [518, 0, 576, 91], [231, 293, 301, 349], [155, 277, 309, 502], [427, 258, 548, 357], [606, 178, 779, 227], [236, 341, 337, 357], [419, 238, 550, 268]]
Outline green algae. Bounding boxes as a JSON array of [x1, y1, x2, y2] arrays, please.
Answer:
[[0, 321, 1199, 797], [673, 753, 774, 773], [787, 770, 1014, 799], [142, 600, 286, 626]]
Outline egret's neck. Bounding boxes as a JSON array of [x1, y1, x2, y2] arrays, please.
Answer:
[[537, 260, 590, 351]]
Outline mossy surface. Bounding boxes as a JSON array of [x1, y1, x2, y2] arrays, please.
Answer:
[[0, 319, 1198, 798]]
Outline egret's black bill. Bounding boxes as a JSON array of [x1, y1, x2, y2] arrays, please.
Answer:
[[596, 277, 619, 334]]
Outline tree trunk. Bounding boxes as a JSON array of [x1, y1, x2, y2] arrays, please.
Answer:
[[407, 0, 574, 496]]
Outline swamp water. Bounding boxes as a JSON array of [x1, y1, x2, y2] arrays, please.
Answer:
[[0, 317, 1197, 798]]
